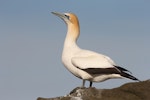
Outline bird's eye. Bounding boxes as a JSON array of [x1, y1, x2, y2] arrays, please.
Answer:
[[65, 15, 70, 19]]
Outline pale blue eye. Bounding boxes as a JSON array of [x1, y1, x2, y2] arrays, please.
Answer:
[[65, 15, 70, 19]]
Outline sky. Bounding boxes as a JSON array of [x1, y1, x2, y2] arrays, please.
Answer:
[[0, 0, 150, 100]]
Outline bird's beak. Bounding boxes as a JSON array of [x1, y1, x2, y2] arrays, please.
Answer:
[[52, 12, 68, 21]]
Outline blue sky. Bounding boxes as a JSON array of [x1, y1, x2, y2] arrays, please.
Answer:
[[0, 0, 150, 100]]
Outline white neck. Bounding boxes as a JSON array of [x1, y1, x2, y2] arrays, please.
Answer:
[[63, 23, 80, 49]]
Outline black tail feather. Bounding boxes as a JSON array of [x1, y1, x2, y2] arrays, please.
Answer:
[[121, 72, 140, 81], [115, 66, 140, 81]]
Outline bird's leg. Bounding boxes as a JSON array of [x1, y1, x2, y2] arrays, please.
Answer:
[[89, 81, 93, 87], [82, 80, 85, 87]]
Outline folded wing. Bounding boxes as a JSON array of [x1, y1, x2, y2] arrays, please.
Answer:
[[71, 55, 139, 81], [71, 54, 116, 69]]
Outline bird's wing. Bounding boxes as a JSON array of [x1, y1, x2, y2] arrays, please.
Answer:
[[71, 54, 116, 69], [71, 50, 135, 78]]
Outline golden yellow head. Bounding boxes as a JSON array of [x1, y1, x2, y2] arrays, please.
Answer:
[[52, 12, 79, 27], [64, 13, 79, 26], [52, 12, 80, 41]]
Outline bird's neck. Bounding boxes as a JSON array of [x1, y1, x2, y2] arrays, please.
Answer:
[[64, 23, 80, 48]]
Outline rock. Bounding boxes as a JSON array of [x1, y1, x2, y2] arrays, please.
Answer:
[[37, 80, 150, 100]]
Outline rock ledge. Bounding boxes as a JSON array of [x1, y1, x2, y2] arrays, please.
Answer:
[[37, 80, 150, 100]]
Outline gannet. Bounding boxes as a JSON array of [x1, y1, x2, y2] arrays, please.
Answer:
[[52, 12, 140, 87]]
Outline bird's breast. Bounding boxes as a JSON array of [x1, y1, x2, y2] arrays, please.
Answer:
[[62, 49, 93, 80]]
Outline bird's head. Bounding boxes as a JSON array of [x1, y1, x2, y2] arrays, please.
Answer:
[[52, 12, 79, 27], [52, 12, 80, 40]]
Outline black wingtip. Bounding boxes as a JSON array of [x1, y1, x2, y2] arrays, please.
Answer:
[[121, 72, 140, 82], [114, 66, 140, 82]]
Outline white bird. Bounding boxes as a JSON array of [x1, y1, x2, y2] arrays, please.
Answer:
[[52, 12, 140, 87]]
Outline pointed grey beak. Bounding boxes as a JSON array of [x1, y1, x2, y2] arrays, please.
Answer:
[[51, 12, 70, 23], [52, 12, 66, 19]]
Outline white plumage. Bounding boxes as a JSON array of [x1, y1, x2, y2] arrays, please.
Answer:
[[52, 12, 139, 87]]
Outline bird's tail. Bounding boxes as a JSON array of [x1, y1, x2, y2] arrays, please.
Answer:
[[115, 66, 140, 81], [121, 72, 140, 82]]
